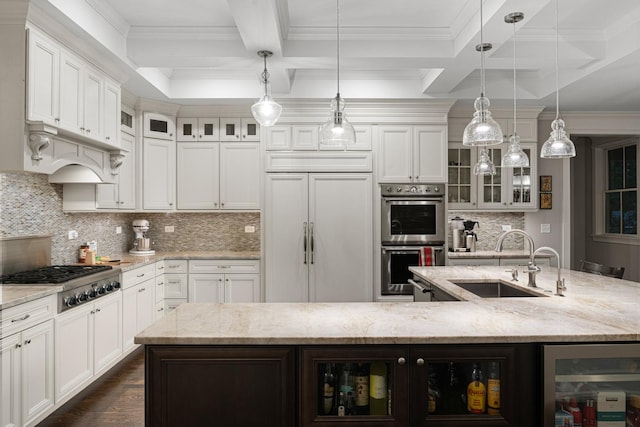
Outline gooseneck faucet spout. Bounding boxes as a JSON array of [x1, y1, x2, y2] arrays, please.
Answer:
[[533, 246, 566, 296], [495, 229, 539, 287]]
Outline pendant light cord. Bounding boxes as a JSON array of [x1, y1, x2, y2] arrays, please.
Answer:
[[480, 0, 485, 97], [262, 54, 269, 95], [512, 18, 517, 135], [554, 0, 560, 121], [336, 0, 341, 98]]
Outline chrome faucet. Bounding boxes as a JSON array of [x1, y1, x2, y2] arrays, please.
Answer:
[[494, 229, 540, 287], [533, 246, 566, 296]]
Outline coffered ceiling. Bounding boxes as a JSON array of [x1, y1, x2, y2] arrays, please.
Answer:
[[33, 0, 640, 111]]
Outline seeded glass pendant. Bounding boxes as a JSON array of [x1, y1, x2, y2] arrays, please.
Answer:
[[474, 147, 496, 175], [502, 12, 529, 168], [320, 0, 356, 147], [463, 0, 503, 147], [251, 51, 282, 127], [540, 0, 576, 159]]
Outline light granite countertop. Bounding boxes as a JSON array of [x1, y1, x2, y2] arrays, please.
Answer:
[[0, 251, 260, 310], [135, 266, 640, 346], [447, 250, 550, 259]]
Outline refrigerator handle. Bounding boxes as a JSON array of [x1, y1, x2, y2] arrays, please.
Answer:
[[303, 222, 308, 264], [310, 222, 315, 264]]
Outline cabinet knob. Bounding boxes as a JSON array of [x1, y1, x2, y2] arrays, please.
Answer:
[[24, 339, 31, 345], [86, 129, 91, 133], [416, 358, 425, 366], [397, 357, 406, 365], [106, 136, 110, 141], [193, 135, 196, 139], [169, 202, 173, 206]]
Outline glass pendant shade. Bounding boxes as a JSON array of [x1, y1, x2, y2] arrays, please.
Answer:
[[474, 147, 496, 175], [251, 51, 282, 127], [540, 118, 576, 158], [463, 96, 504, 146], [502, 134, 529, 167], [320, 95, 356, 146]]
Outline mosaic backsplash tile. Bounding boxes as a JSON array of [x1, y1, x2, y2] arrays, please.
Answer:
[[1, 172, 260, 264], [448, 212, 525, 250]]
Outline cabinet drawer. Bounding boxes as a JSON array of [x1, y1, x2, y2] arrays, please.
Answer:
[[164, 298, 186, 313], [122, 264, 156, 289], [164, 260, 188, 274], [1, 294, 56, 337], [155, 275, 165, 302], [189, 259, 260, 274], [165, 274, 188, 298]]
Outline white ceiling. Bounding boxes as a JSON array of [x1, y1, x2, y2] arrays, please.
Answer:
[[39, 0, 640, 111]]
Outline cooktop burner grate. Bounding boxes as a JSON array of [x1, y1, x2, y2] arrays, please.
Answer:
[[0, 265, 113, 284]]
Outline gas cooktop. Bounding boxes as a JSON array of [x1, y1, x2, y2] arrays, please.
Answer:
[[0, 265, 113, 284]]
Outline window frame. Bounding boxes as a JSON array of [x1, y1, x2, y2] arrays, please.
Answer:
[[593, 137, 640, 244]]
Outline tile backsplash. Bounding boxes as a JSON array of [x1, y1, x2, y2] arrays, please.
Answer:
[[448, 212, 525, 250], [0, 172, 260, 264]]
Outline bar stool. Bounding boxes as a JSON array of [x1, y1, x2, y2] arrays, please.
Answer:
[[579, 260, 625, 279]]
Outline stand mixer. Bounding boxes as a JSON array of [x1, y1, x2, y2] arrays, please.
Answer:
[[129, 219, 155, 256]]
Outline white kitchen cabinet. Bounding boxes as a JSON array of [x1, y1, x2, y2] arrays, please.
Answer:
[[26, 26, 121, 149], [54, 291, 122, 402], [177, 142, 260, 210], [188, 260, 260, 303], [448, 142, 538, 211], [177, 117, 220, 141], [265, 124, 372, 151], [26, 27, 59, 126], [122, 264, 156, 351], [378, 125, 447, 183], [143, 112, 175, 140], [0, 319, 54, 427], [143, 136, 175, 210], [220, 117, 259, 141], [96, 131, 136, 209], [265, 173, 373, 302]]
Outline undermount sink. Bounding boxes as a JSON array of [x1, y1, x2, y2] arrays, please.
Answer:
[[451, 281, 542, 298]]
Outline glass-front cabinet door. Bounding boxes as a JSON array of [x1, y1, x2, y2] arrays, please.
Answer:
[[543, 343, 640, 427], [508, 143, 537, 210], [300, 346, 409, 426], [448, 144, 477, 209]]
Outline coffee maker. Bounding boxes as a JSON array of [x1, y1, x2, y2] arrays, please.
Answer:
[[129, 219, 155, 256]]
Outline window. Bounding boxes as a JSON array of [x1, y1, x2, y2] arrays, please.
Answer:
[[605, 145, 637, 234]]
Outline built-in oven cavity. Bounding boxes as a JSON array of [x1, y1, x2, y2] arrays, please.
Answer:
[[381, 246, 444, 295]]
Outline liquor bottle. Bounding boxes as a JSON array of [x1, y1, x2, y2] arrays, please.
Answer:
[[369, 362, 388, 415], [339, 363, 354, 398], [427, 365, 440, 414], [338, 391, 346, 416], [467, 363, 486, 414], [567, 397, 582, 427], [321, 363, 336, 415], [354, 363, 370, 415], [487, 362, 500, 415], [582, 399, 596, 427], [443, 362, 466, 414]]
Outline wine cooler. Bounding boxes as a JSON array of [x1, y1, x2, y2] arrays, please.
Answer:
[[543, 343, 640, 427]]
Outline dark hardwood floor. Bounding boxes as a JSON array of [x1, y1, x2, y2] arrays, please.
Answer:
[[38, 348, 145, 426]]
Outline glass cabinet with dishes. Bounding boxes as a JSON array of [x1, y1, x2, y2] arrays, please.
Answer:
[[299, 344, 536, 427], [543, 343, 640, 427], [447, 142, 537, 211]]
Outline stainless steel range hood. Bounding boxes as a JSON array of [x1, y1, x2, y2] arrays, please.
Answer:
[[48, 164, 104, 184]]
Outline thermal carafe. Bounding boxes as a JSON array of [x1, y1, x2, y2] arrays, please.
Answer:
[[465, 232, 477, 252], [451, 217, 466, 250]]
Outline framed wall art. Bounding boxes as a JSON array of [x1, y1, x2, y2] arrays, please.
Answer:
[[540, 192, 552, 209], [540, 175, 552, 192]]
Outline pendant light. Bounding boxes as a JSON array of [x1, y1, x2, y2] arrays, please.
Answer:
[[463, 0, 503, 147], [502, 12, 529, 168], [540, 0, 576, 158], [251, 50, 282, 127], [474, 147, 496, 175], [319, 0, 356, 147]]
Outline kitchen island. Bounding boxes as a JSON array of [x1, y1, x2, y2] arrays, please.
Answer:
[[135, 266, 639, 426]]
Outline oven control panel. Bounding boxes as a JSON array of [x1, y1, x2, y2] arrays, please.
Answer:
[[380, 184, 444, 196]]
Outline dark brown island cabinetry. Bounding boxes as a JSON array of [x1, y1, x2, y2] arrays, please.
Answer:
[[145, 343, 538, 427]]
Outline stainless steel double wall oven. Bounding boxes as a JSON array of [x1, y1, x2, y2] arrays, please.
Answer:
[[380, 184, 446, 296]]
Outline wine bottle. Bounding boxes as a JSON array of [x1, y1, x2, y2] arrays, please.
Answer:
[[354, 363, 370, 415], [487, 362, 500, 415], [322, 363, 336, 415], [467, 363, 486, 414], [369, 362, 388, 415]]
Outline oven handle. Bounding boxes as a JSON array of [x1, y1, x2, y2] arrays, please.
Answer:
[[408, 279, 430, 294]]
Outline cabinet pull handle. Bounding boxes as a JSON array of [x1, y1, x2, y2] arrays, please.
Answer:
[[91, 310, 95, 314], [157, 307, 164, 312], [11, 314, 30, 323], [96, 308, 101, 313], [24, 339, 31, 345], [303, 222, 308, 264], [15, 343, 22, 349], [137, 273, 145, 278], [157, 282, 164, 286], [139, 288, 145, 292], [416, 358, 425, 366], [397, 357, 406, 365], [86, 128, 91, 133], [158, 266, 164, 270], [310, 222, 315, 265]]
